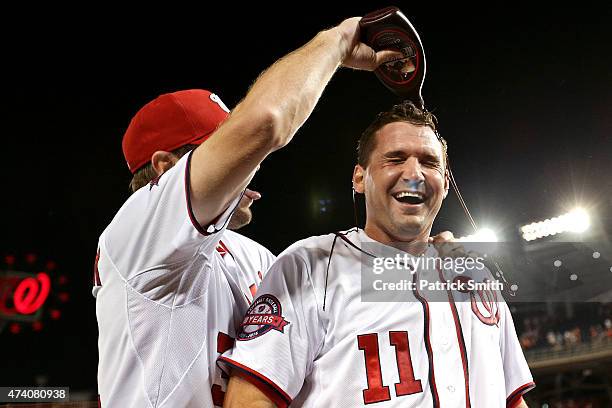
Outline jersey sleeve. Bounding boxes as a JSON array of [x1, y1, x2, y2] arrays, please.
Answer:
[[100, 151, 240, 291], [499, 302, 535, 406], [218, 249, 324, 407], [259, 246, 276, 279]]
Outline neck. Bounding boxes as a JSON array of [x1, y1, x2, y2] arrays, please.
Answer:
[[364, 223, 431, 256]]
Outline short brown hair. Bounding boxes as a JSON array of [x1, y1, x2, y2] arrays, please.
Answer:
[[357, 100, 447, 168], [129, 144, 197, 192]]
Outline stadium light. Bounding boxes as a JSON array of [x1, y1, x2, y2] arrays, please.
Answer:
[[457, 228, 499, 242], [520, 208, 591, 241], [565, 208, 590, 233]]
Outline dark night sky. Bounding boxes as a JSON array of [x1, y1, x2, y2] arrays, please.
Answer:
[[2, 3, 611, 392]]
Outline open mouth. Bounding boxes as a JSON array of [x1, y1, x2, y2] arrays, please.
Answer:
[[393, 191, 426, 205]]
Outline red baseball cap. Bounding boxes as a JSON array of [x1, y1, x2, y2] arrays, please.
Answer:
[[122, 89, 230, 173]]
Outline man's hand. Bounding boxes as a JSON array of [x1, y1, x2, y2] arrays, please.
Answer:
[[428, 231, 470, 259], [428, 230, 456, 244], [334, 17, 404, 71], [429, 231, 484, 261]]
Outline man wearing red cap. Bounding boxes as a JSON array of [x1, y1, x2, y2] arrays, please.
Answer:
[[93, 17, 399, 408]]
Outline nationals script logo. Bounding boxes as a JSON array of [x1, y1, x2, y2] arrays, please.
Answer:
[[453, 276, 500, 326], [237, 294, 290, 341]]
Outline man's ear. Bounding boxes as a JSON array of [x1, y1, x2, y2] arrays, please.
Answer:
[[353, 164, 365, 194], [443, 169, 450, 199], [151, 151, 177, 176]]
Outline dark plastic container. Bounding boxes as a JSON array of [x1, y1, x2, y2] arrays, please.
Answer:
[[360, 7, 426, 107]]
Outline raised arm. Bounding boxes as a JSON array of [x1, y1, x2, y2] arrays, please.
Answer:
[[189, 17, 400, 227]]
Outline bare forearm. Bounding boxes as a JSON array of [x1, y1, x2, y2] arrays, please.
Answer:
[[223, 375, 276, 408], [189, 29, 349, 225], [189, 18, 391, 227]]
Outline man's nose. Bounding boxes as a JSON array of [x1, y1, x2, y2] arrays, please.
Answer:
[[400, 157, 425, 182]]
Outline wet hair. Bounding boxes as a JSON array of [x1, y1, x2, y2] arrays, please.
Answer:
[[357, 100, 447, 168]]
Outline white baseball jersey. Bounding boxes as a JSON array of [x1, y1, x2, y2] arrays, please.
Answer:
[[220, 229, 534, 407], [93, 151, 275, 408]]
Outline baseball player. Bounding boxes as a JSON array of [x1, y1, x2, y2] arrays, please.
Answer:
[[93, 17, 401, 408], [220, 101, 535, 407]]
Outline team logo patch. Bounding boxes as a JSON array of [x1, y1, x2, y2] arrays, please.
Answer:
[[470, 279, 500, 326], [453, 276, 500, 326], [237, 294, 290, 341]]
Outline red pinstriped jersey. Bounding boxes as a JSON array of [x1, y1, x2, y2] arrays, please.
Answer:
[[220, 229, 533, 407]]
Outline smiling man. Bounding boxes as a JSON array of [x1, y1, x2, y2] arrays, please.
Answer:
[[220, 101, 534, 407], [353, 113, 448, 244]]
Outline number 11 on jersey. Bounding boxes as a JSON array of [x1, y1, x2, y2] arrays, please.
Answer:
[[358, 331, 423, 404]]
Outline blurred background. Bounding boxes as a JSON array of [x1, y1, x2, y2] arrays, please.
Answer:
[[2, 3, 611, 407]]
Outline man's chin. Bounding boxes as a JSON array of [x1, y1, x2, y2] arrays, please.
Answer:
[[390, 216, 426, 239]]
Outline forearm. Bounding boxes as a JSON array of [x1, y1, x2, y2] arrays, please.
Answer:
[[223, 375, 277, 408], [189, 18, 381, 227]]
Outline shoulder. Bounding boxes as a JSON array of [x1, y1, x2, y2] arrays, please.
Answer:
[[222, 230, 274, 258], [223, 230, 267, 251], [277, 228, 361, 266], [102, 154, 190, 238]]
